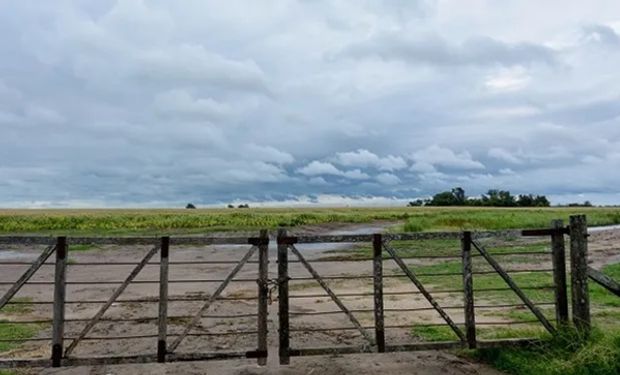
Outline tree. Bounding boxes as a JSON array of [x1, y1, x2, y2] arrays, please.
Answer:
[[227, 204, 235, 208], [407, 199, 425, 207], [482, 189, 516, 207], [428, 191, 460, 206], [532, 195, 550, 207], [186, 203, 196, 209], [452, 187, 466, 205]]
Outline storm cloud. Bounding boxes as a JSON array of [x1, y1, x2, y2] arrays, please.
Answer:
[[1, 0, 620, 207]]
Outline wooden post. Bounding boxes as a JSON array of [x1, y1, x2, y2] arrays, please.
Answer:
[[257, 229, 269, 366], [461, 231, 476, 349], [277, 228, 290, 365], [51, 237, 67, 367], [157, 237, 169, 363], [372, 234, 385, 353], [551, 220, 569, 326], [569, 215, 590, 336]]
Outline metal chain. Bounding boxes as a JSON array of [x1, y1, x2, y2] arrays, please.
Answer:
[[257, 277, 290, 305]]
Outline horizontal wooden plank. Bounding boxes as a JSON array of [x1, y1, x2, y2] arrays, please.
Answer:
[[288, 338, 540, 357], [0, 236, 253, 246], [0, 351, 267, 369], [522, 227, 569, 237], [0, 229, 529, 247]]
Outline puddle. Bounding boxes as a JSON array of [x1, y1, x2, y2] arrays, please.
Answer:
[[0, 250, 33, 260], [589, 224, 620, 232]]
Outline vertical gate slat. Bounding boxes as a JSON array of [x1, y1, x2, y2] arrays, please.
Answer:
[[277, 228, 290, 365], [51, 237, 67, 367], [372, 234, 385, 353], [550, 220, 569, 326], [257, 229, 269, 366], [461, 231, 476, 349], [157, 237, 170, 363]]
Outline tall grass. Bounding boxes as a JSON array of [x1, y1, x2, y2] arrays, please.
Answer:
[[472, 328, 620, 375]]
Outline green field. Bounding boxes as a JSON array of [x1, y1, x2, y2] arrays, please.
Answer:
[[0, 207, 619, 235]]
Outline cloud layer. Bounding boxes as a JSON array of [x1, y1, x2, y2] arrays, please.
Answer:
[[1, 1, 620, 207]]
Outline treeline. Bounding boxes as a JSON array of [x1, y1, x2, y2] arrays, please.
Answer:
[[408, 187, 550, 207]]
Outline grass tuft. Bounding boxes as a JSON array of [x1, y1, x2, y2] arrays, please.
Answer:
[[471, 328, 620, 375]]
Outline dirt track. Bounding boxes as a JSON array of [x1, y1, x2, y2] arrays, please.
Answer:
[[2, 223, 619, 375]]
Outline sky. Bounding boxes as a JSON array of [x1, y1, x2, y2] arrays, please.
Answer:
[[1, 0, 620, 208]]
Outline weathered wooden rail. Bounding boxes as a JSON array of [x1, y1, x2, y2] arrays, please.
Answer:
[[0, 215, 596, 369]]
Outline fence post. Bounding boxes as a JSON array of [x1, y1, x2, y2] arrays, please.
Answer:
[[257, 229, 269, 366], [51, 236, 67, 367], [461, 231, 476, 349], [157, 236, 169, 363], [372, 234, 385, 353], [551, 220, 569, 327], [277, 228, 290, 365], [569, 215, 590, 336]]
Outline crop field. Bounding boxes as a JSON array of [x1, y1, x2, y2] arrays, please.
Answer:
[[0, 207, 620, 235]]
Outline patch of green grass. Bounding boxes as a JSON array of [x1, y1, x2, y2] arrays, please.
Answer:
[[0, 321, 42, 352], [410, 325, 459, 341], [0, 298, 32, 315], [471, 328, 620, 375], [69, 244, 98, 252]]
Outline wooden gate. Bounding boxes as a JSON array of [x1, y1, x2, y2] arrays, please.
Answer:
[[0, 215, 594, 369], [0, 235, 269, 369], [275, 217, 591, 364]]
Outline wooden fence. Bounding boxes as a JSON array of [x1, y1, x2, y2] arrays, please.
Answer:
[[0, 214, 610, 369]]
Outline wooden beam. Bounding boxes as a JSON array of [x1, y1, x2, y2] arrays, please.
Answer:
[[167, 245, 258, 352], [64, 245, 160, 356], [550, 220, 569, 326], [372, 234, 385, 353], [383, 243, 466, 343], [471, 240, 556, 334], [522, 227, 569, 237], [157, 237, 170, 363], [51, 237, 67, 367], [569, 215, 590, 335], [289, 244, 375, 346], [0, 244, 56, 310], [461, 231, 476, 349], [277, 228, 290, 365], [587, 267, 620, 297], [256, 229, 269, 366]]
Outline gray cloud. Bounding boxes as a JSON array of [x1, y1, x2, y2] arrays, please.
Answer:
[[340, 34, 557, 67], [1, 1, 620, 207]]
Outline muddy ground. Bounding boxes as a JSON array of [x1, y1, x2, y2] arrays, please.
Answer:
[[1, 223, 619, 375]]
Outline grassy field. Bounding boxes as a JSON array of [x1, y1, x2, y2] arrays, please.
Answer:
[[0, 207, 619, 235]]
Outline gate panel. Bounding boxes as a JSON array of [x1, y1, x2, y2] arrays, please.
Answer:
[[0, 235, 268, 369]]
